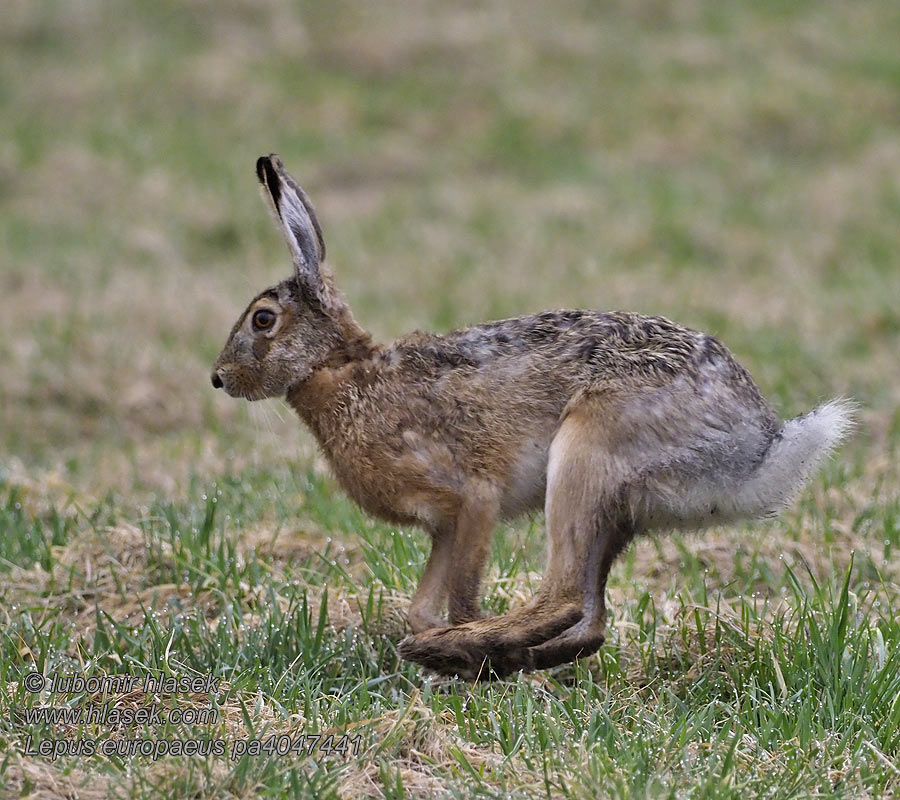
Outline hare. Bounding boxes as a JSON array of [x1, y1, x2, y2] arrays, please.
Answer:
[[212, 154, 854, 679]]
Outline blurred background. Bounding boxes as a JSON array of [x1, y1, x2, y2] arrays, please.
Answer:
[[3, 2, 900, 797], [2, 0, 898, 495]]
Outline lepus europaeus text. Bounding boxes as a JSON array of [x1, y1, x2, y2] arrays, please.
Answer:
[[212, 155, 854, 678]]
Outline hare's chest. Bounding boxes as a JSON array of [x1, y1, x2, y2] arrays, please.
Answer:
[[321, 438, 424, 526], [319, 421, 463, 527]]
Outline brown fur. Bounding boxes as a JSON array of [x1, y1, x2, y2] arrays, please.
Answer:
[[212, 155, 853, 679]]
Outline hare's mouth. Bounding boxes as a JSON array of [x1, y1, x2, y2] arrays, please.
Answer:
[[211, 370, 266, 401]]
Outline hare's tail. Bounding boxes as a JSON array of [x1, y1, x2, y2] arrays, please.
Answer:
[[735, 399, 856, 517]]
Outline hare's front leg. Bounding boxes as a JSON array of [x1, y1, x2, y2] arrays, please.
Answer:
[[407, 522, 454, 634], [446, 484, 498, 625], [407, 482, 499, 634]]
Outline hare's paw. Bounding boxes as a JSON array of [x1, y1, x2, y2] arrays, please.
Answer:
[[528, 629, 605, 671], [398, 627, 486, 678], [406, 608, 449, 635], [399, 600, 583, 679], [398, 627, 533, 680]]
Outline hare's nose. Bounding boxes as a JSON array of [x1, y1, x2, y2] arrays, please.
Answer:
[[211, 371, 223, 389]]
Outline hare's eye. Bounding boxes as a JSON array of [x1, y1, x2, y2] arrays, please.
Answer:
[[252, 309, 276, 331]]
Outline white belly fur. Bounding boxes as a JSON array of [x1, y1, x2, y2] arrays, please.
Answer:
[[500, 436, 551, 519]]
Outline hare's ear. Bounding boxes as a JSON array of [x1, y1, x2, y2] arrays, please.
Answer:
[[256, 154, 328, 299]]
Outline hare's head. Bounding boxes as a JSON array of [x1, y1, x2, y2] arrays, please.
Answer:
[[212, 155, 363, 400]]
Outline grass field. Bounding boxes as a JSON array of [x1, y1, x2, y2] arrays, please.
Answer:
[[2, 1, 900, 797]]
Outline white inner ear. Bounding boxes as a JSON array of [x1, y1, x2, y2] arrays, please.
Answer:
[[257, 177, 317, 280], [280, 196, 315, 275]]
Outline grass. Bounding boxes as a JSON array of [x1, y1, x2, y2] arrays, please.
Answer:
[[2, 0, 900, 797]]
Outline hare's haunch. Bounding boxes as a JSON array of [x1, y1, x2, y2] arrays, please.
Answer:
[[212, 155, 854, 679]]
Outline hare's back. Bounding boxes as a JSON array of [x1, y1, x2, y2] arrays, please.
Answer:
[[391, 308, 777, 475], [395, 309, 718, 385]]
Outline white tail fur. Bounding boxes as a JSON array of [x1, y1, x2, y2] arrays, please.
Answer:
[[736, 398, 856, 517]]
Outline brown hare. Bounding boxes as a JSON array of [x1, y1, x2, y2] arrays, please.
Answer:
[[212, 154, 854, 679]]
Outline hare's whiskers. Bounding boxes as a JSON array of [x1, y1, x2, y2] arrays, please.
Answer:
[[268, 401, 286, 425]]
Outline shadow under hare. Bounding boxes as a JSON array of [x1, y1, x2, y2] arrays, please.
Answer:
[[212, 154, 854, 679]]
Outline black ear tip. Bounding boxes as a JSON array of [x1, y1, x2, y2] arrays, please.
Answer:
[[255, 156, 269, 182], [256, 155, 282, 204]]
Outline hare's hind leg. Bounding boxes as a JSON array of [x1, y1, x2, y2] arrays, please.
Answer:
[[399, 397, 633, 678], [532, 381, 783, 668], [527, 401, 637, 670], [527, 505, 632, 670]]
